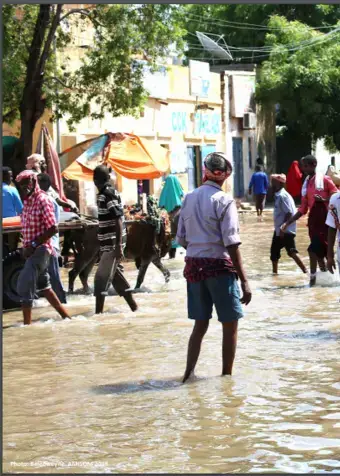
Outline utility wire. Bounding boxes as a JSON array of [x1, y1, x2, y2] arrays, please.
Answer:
[[186, 28, 340, 62], [184, 11, 339, 31], [185, 26, 340, 58]]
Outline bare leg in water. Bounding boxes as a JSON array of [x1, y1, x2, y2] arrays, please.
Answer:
[[183, 320, 209, 383], [95, 294, 105, 314], [290, 252, 308, 273], [222, 321, 238, 375], [272, 261, 279, 274], [309, 251, 318, 286], [317, 257, 327, 272], [22, 289, 70, 325]]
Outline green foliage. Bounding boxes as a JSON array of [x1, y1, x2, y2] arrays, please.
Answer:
[[3, 4, 185, 129], [256, 16, 340, 150], [3, 5, 39, 123], [180, 4, 340, 150], [181, 4, 340, 63]]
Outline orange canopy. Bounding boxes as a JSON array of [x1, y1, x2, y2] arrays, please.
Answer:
[[62, 133, 170, 182]]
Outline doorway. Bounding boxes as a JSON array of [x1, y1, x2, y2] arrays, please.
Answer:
[[233, 137, 244, 197], [187, 146, 197, 191]]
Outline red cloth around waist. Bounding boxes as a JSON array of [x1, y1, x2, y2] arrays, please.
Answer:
[[184, 257, 237, 283], [308, 201, 328, 240]]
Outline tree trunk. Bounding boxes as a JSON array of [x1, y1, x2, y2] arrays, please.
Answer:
[[11, 4, 63, 175]]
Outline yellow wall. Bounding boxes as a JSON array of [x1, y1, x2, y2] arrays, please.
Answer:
[[57, 63, 224, 204], [2, 110, 54, 155], [168, 66, 221, 103]]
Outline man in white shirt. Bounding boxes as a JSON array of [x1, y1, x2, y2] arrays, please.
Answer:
[[270, 174, 307, 275], [326, 191, 340, 274]]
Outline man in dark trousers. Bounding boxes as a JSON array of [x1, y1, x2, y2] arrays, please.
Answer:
[[248, 165, 269, 217], [15, 170, 70, 325], [93, 165, 138, 314]]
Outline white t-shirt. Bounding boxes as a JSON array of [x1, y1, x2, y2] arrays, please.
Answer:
[[326, 192, 340, 263]]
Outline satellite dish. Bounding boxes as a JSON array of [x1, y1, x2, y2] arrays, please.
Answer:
[[196, 31, 233, 60]]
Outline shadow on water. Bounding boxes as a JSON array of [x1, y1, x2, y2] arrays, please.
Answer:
[[269, 330, 340, 342], [260, 284, 308, 292], [91, 376, 208, 395]]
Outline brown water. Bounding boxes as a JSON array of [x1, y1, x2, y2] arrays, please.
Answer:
[[3, 216, 340, 473]]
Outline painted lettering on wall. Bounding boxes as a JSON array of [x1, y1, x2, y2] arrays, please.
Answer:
[[195, 113, 221, 135], [171, 112, 187, 133], [171, 111, 221, 135]]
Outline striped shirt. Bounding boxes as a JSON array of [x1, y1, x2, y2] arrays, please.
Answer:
[[97, 183, 126, 253]]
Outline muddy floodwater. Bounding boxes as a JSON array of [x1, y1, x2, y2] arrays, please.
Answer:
[[3, 215, 340, 474]]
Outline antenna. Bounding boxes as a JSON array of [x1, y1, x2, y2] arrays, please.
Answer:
[[196, 31, 233, 60]]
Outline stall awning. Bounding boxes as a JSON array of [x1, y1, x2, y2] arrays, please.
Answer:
[[61, 133, 170, 181]]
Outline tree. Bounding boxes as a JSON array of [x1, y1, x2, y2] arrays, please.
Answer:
[[181, 4, 340, 64], [3, 4, 184, 172], [255, 16, 340, 151]]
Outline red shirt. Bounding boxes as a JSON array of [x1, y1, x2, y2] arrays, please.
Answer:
[[298, 175, 338, 215], [21, 189, 57, 254]]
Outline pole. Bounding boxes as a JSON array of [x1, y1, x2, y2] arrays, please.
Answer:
[[53, 38, 61, 154], [223, 72, 232, 194]]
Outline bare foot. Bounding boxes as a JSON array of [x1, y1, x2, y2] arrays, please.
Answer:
[[182, 370, 197, 384], [124, 293, 138, 312]]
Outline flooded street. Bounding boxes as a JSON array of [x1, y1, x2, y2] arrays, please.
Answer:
[[3, 215, 340, 474]]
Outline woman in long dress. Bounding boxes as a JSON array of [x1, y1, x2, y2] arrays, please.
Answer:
[[159, 175, 184, 259], [286, 160, 303, 202]]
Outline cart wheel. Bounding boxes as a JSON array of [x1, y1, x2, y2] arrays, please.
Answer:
[[3, 257, 25, 309]]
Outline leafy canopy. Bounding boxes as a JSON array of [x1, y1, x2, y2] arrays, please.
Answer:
[[181, 4, 340, 64], [256, 16, 340, 150], [3, 4, 185, 128]]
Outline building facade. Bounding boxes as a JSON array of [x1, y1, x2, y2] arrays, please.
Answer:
[[58, 62, 224, 208]]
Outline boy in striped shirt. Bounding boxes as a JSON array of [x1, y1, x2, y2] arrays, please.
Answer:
[[93, 165, 137, 314]]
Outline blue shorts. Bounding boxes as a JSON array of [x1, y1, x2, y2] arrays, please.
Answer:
[[187, 274, 243, 322]]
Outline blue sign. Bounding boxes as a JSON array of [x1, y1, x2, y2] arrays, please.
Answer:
[[171, 111, 221, 135], [171, 112, 187, 133], [195, 113, 221, 135]]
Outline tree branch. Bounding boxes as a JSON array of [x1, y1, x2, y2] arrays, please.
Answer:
[[26, 5, 51, 84], [2, 109, 18, 123], [59, 8, 92, 23], [59, 7, 103, 28], [38, 4, 63, 76], [44, 76, 72, 89], [44, 76, 87, 93]]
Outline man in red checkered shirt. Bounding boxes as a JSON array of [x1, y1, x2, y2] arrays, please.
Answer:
[[15, 170, 70, 325]]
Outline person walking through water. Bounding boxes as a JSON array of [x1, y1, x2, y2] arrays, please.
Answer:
[[286, 160, 303, 203], [93, 165, 138, 314], [281, 155, 338, 286], [248, 165, 269, 218], [15, 170, 70, 325], [270, 174, 307, 275], [176, 152, 252, 383], [159, 174, 184, 259], [326, 190, 340, 275], [38, 173, 67, 304]]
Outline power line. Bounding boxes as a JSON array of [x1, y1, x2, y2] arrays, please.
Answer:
[[186, 28, 340, 62], [184, 11, 339, 32], [185, 26, 340, 58]]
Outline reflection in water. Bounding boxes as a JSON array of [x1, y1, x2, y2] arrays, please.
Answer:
[[3, 216, 340, 473]]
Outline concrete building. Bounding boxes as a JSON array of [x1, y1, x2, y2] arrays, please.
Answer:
[[58, 61, 224, 208]]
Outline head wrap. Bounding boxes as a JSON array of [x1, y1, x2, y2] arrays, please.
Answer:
[[271, 173, 286, 184], [26, 153, 46, 173], [203, 152, 232, 183], [16, 170, 40, 194]]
